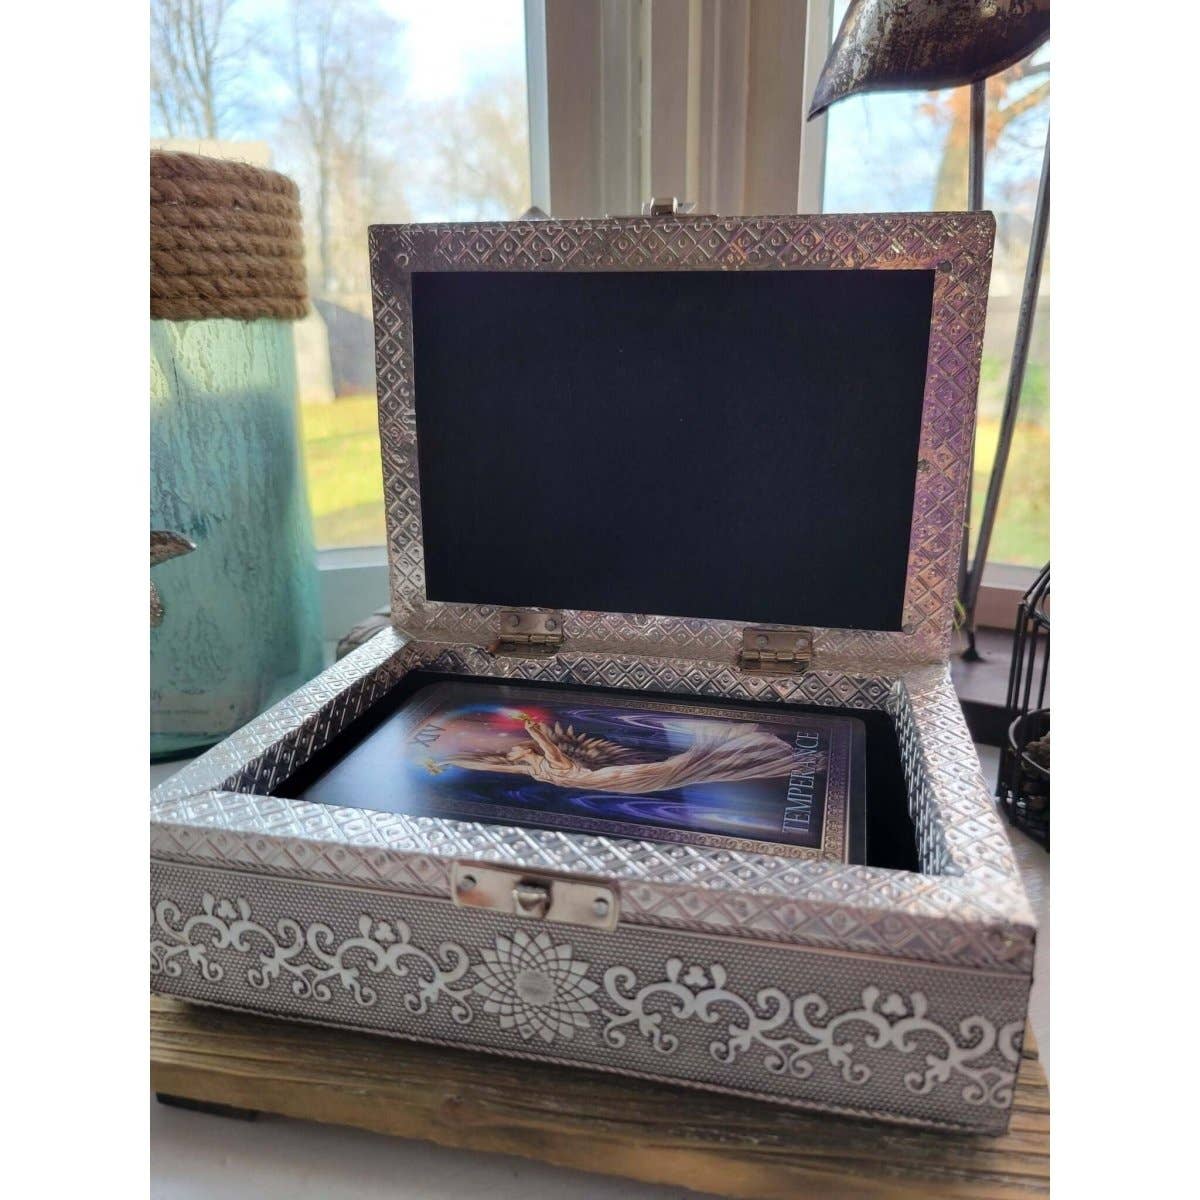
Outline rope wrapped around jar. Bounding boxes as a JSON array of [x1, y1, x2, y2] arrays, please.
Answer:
[[150, 151, 309, 321]]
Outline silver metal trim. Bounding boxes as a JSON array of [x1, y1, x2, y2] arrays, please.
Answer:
[[367, 213, 995, 667], [148, 211, 1033, 1131], [152, 859, 1028, 1133]]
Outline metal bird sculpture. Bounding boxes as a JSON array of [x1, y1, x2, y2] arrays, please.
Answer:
[[808, 0, 1050, 118], [150, 529, 196, 626]]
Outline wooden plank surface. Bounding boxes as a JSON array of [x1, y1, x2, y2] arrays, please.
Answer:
[[151, 996, 1049, 1199]]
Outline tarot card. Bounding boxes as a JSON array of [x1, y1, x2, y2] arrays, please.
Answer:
[[298, 681, 866, 862]]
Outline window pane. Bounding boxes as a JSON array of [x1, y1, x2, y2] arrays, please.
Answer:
[[972, 56, 1050, 569], [822, 90, 958, 212], [822, 2, 1049, 568], [151, 0, 531, 548]]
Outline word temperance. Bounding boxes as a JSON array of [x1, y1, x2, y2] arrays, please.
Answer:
[[781, 731, 821, 835]]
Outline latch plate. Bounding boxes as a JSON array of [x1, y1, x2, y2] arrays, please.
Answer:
[[451, 863, 618, 930], [490, 609, 564, 657], [739, 627, 813, 675], [642, 196, 698, 217]]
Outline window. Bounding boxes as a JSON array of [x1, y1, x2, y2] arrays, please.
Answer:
[[151, 0, 1047, 582], [151, 0, 531, 550], [820, 2, 1050, 569]]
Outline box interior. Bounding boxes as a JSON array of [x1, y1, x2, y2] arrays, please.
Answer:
[[273, 670, 918, 872], [410, 267, 934, 632]]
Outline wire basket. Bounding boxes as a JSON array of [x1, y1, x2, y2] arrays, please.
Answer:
[[997, 564, 1050, 848]]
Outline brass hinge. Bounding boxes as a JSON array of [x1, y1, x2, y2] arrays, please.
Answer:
[[739, 627, 813, 675], [490, 609, 565, 656]]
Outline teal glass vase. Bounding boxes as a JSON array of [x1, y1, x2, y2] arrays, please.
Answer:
[[151, 317, 324, 760]]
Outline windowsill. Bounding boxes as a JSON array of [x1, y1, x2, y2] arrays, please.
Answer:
[[974, 562, 1044, 631], [317, 545, 389, 641], [950, 626, 1019, 746]]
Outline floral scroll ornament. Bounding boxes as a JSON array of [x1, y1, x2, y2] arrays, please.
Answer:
[[472, 929, 599, 1044], [150, 893, 475, 1020], [601, 957, 1021, 1107], [150, 895, 1020, 1107]]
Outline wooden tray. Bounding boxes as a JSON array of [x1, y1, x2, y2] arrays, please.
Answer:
[[151, 996, 1049, 1198]]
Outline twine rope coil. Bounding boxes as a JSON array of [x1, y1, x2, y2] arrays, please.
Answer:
[[151, 151, 309, 321]]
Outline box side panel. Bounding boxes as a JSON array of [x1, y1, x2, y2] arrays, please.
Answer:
[[152, 861, 1029, 1134], [890, 671, 1027, 890]]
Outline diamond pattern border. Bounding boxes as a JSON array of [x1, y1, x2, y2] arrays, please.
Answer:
[[367, 213, 995, 667]]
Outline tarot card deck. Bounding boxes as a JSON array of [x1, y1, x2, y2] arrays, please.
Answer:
[[296, 682, 867, 862]]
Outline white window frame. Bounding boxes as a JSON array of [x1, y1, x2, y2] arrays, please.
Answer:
[[317, 545, 388, 641], [525, 0, 816, 218], [797, 0, 832, 213]]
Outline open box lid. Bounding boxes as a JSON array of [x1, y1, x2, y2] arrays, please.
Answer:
[[368, 212, 994, 671]]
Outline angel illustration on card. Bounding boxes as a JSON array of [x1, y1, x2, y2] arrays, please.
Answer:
[[425, 713, 820, 795]]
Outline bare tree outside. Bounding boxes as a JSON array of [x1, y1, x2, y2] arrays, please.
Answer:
[[149, 0, 533, 549], [151, 0, 530, 308], [150, 0, 257, 138], [414, 73, 531, 221], [275, 0, 407, 303], [923, 59, 1051, 213], [822, 25, 1050, 568]]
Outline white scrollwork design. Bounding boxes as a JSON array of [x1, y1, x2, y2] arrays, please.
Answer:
[[150, 893, 475, 1020], [600, 960, 1020, 1108], [151, 895, 1020, 1110], [149, 898, 228, 983]]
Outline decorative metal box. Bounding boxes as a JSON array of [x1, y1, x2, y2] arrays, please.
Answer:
[[151, 212, 1035, 1134]]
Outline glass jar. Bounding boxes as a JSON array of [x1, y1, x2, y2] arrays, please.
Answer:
[[151, 317, 323, 760]]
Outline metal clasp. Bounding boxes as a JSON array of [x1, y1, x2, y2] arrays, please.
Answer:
[[641, 197, 697, 217], [513, 880, 551, 919], [452, 863, 617, 930]]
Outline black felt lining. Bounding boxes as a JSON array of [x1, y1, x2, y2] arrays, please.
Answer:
[[408, 268, 933, 632], [274, 672, 918, 873]]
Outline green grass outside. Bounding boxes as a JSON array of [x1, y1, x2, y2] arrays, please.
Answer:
[[299, 394, 387, 548], [970, 353, 1050, 567], [970, 419, 1049, 567], [979, 355, 1049, 423], [301, 367, 1050, 566]]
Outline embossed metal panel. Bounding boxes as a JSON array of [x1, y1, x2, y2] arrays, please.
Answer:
[[152, 862, 1029, 1133], [368, 213, 995, 666]]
